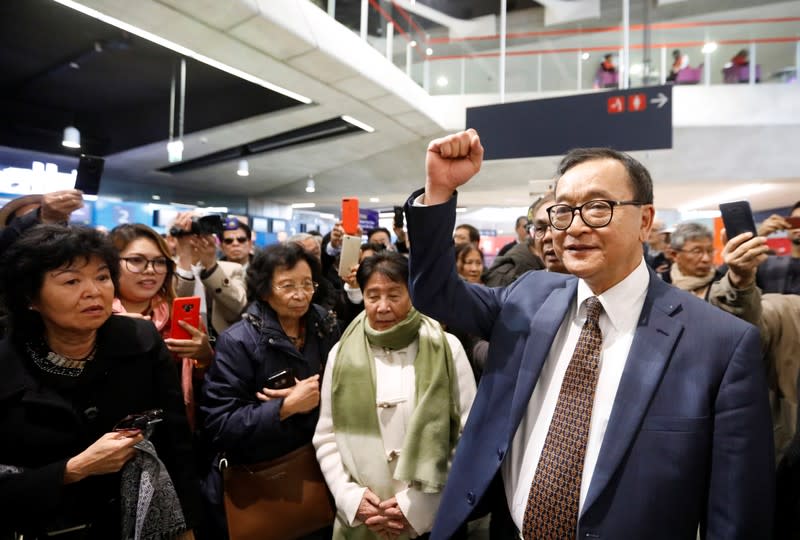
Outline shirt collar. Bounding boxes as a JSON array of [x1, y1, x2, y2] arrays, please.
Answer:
[[576, 258, 650, 332]]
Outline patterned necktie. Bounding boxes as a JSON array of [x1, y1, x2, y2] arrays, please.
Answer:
[[522, 296, 604, 540]]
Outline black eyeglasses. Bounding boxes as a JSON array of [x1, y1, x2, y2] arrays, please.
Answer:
[[113, 408, 164, 432], [547, 199, 646, 230], [223, 236, 249, 245], [121, 256, 170, 274]]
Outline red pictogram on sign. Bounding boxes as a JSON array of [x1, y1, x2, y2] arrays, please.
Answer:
[[628, 94, 647, 112], [607, 96, 625, 114]]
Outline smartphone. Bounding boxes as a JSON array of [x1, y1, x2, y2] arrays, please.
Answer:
[[265, 368, 295, 390], [170, 296, 201, 340], [785, 216, 800, 228], [342, 198, 359, 235], [74, 154, 105, 195], [719, 201, 757, 239], [393, 206, 404, 229], [338, 234, 363, 279], [113, 409, 164, 431]]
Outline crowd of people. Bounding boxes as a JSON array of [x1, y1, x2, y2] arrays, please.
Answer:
[[0, 128, 798, 539]]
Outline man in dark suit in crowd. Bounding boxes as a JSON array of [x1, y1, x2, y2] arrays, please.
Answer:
[[404, 129, 773, 539]]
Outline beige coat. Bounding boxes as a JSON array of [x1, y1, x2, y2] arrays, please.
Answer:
[[175, 260, 247, 335], [710, 275, 800, 458]]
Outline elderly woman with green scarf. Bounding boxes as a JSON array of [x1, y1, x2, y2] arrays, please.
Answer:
[[314, 251, 476, 539]]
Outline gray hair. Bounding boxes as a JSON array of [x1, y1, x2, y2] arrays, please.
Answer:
[[286, 233, 314, 244], [670, 222, 712, 251]]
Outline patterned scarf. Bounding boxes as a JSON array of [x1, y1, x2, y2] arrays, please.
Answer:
[[331, 308, 460, 539], [120, 440, 186, 540]]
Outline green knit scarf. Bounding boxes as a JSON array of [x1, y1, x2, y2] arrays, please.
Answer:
[[331, 308, 460, 539]]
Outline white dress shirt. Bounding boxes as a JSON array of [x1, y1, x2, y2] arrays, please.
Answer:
[[314, 333, 477, 537], [503, 258, 649, 529]]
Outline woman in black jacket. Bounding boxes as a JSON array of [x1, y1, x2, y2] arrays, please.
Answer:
[[201, 243, 340, 539], [0, 225, 200, 539]]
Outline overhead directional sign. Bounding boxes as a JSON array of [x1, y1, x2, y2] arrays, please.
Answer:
[[466, 85, 672, 160]]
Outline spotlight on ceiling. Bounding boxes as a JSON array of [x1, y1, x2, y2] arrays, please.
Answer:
[[426, 47, 433, 56], [436, 75, 449, 87], [306, 177, 316, 193], [701, 41, 718, 54], [62, 126, 81, 148], [237, 159, 250, 177]]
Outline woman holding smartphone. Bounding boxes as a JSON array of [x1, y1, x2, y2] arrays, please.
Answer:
[[109, 223, 213, 428], [202, 242, 340, 539], [0, 225, 200, 538]]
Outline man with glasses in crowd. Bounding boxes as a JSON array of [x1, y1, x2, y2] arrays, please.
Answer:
[[404, 129, 773, 539], [220, 217, 255, 270]]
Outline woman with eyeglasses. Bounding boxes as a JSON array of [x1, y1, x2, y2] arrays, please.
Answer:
[[0, 225, 200, 539], [109, 223, 213, 429], [201, 242, 341, 539]]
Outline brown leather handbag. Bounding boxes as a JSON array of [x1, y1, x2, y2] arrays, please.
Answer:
[[221, 443, 336, 540]]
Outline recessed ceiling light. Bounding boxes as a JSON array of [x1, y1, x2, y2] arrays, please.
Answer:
[[341, 115, 375, 133], [152, 195, 161, 200], [436, 76, 448, 87], [426, 48, 433, 56], [369, 197, 380, 202], [292, 202, 316, 209]]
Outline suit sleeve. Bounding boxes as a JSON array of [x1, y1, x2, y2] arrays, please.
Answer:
[[0, 459, 70, 527], [705, 324, 774, 539], [405, 190, 505, 339], [396, 334, 477, 535]]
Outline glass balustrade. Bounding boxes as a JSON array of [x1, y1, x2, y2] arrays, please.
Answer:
[[321, 0, 800, 95]]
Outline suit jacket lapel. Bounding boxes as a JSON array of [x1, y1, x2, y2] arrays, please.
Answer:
[[508, 280, 577, 440], [581, 276, 684, 516]]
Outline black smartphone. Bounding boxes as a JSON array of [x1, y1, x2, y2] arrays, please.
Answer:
[[719, 201, 757, 238], [393, 206, 404, 229], [113, 408, 164, 431], [74, 154, 105, 195], [265, 369, 295, 390]]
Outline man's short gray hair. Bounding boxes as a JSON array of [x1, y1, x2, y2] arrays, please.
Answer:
[[670, 222, 712, 251], [286, 233, 313, 244]]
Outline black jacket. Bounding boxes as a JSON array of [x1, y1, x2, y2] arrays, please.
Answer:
[[202, 301, 340, 465], [0, 315, 200, 537]]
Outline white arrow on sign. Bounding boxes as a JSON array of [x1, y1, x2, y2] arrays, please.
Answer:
[[650, 92, 669, 108]]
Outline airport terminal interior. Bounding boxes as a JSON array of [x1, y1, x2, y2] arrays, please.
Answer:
[[1, 0, 798, 250], [1, 0, 799, 538]]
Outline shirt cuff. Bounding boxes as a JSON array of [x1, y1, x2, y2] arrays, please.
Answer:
[[342, 485, 368, 527], [411, 194, 427, 207], [175, 267, 195, 280], [344, 283, 363, 304], [326, 242, 342, 256]]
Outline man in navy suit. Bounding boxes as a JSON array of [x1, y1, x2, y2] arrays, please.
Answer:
[[404, 129, 774, 539]]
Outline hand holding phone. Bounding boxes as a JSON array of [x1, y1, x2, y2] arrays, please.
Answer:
[[74, 154, 105, 196], [265, 368, 295, 390], [719, 201, 757, 239], [170, 297, 201, 340]]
